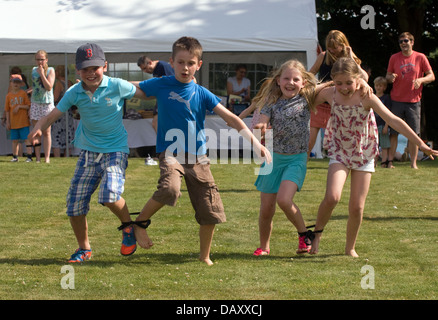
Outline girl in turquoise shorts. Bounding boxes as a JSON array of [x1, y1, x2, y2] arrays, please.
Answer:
[[253, 60, 330, 256]]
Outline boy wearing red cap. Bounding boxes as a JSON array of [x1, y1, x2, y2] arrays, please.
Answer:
[[5, 74, 33, 162], [29, 43, 148, 262]]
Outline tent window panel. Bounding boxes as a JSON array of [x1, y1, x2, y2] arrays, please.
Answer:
[[106, 62, 154, 113], [208, 62, 272, 98]]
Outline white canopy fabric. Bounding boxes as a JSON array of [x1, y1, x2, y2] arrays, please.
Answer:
[[1, 0, 317, 54], [0, 0, 318, 155]]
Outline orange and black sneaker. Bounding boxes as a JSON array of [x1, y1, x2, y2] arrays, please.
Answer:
[[121, 225, 137, 256]]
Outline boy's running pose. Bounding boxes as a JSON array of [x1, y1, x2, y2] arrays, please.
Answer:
[[28, 43, 147, 262]]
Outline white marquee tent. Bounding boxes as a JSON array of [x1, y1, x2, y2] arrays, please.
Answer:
[[0, 0, 318, 155]]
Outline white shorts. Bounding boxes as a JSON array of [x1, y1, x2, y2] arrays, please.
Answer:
[[30, 102, 55, 121], [329, 159, 375, 173]]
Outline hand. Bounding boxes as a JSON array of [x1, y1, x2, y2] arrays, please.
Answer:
[[345, 46, 353, 59], [356, 78, 373, 99], [420, 144, 438, 160], [256, 144, 272, 165], [253, 123, 267, 137], [387, 73, 397, 83], [413, 78, 422, 89], [36, 64, 44, 76], [28, 128, 42, 145], [13, 106, 21, 114]]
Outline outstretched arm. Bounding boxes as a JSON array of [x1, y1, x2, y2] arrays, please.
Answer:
[[213, 103, 272, 164], [28, 108, 63, 144], [369, 95, 438, 159]]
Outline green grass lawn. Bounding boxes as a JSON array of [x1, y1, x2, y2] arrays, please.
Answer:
[[1, 155, 437, 301]]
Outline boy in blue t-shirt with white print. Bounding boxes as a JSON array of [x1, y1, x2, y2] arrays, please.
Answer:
[[132, 36, 271, 266], [28, 43, 148, 263]]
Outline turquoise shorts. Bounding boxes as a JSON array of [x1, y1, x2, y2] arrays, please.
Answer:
[[10, 126, 30, 141], [254, 152, 307, 193]]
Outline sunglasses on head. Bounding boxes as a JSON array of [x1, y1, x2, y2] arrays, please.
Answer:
[[399, 39, 411, 44]]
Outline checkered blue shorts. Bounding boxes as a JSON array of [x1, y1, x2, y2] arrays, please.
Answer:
[[66, 150, 128, 217]]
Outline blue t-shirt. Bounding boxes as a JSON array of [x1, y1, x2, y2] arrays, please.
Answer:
[[139, 76, 220, 155], [153, 61, 174, 77], [57, 75, 136, 154]]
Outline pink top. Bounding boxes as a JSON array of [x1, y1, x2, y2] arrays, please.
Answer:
[[323, 88, 379, 169], [250, 108, 261, 130]]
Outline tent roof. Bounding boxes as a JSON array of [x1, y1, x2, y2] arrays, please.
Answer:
[[0, 0, 317, 54]]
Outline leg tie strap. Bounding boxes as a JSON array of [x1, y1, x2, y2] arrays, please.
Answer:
[[118, 219, 151, 231], [298, 230, 316, 241], [298, 225, 324, 242], [118, 211, 151, 231]]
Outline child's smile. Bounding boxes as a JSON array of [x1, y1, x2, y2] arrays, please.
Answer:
[[277, 67, 304, 99], [334, 74, 358, 98]]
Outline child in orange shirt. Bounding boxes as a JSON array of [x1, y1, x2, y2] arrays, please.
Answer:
[[5, 75, 33, 162]]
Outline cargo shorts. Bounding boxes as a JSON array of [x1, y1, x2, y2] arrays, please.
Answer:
[[152, 152, 226, 225]]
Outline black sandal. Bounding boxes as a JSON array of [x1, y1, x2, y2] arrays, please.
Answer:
[[381, 160, 389, 168]]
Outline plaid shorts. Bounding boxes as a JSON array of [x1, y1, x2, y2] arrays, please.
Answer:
[[66, 150, 128, 217]]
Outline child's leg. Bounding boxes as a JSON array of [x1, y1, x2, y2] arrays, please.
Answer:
[[276, 180, 306, 233], [310, 163, 349, 254], [24, 138, 33, 159], [199, 224, 215, 266], [134, 198, 164, 249], [31, 120, 42, 162], [69, 215, 90, 250], [104, 197, 131, 222], [12, 140, 19, 158], [258, 192, 277, 251], [345, 170, 372, 257], [42, 126, 51, 163], [380, 148, 388, 164]]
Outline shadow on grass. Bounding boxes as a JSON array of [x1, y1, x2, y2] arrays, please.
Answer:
[[309, 214, 438, 222], [0, 251, 344, 267]]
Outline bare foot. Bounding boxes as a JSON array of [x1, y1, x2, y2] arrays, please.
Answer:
[[200, 257, 214, 266], [309, 233, 321, 255], [345, 249, 359, 257], [133, 225, 154, 249]]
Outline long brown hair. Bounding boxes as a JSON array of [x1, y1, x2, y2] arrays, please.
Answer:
[[253, 59, 317, 112], [324, 30, 362, 66]]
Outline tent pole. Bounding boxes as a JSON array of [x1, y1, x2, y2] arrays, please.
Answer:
[[64, 53, 70, 157]]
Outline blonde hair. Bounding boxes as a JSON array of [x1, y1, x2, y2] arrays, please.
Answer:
[[253, 59, 317, 112], [325, 30, 362, 66], [35, 50, 49, 74], [330, 57, 363, 80], [373, 76, 387, 86]]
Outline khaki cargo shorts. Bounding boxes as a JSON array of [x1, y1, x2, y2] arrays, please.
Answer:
[[152, 152, 226, 225]]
